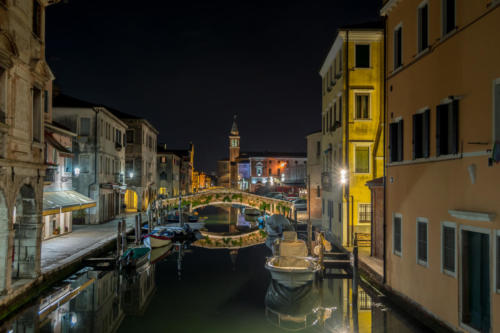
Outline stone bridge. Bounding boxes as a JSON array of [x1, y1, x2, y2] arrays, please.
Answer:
[[158, 188, 295, 217]]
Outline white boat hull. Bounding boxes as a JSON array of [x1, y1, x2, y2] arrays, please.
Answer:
[[265, 257, 320, 289], [149, 236, 172, 248]]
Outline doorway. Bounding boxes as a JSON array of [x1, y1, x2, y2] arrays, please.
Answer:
[[461, 229, 490, 332]]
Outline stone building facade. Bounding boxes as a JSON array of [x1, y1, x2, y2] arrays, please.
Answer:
[[53, 94, 127, 224], [0, 0, 58, 294], [157, 144, 181, 198], [306, 131, 322, 219], [120, 115, 158, 212]]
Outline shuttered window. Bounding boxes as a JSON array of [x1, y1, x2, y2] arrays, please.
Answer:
[[338, 203, 342, 222], [442, 0, 456, 36], [418, 3, 429, 52], [359, 204, 371, 223], [442, 224, 456, 274], [355, 44, 370, 68], [393, 216, 402, 256], [413, 109, 430, 159], [355, 94, 370, 119], [497, 234, 500, 291], [339, 96, 342, 126], [355, 146, 369, 173], [494, 82, 500, 144], [436, 100, 459, 156], [394, 26, 403, 69], [389, 119, 404, 162], [33, 0, 42, 38], [417, 220, 428, 265]]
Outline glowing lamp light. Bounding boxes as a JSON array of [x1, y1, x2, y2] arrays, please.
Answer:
[[340, 169, 347, 184], [74, 167, 81, 176], [280, 163, 286, 167], [129, 172, 134, 178]]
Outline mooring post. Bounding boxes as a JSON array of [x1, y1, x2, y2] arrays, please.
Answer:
[[135, 214, 140, 245], [122, 218, 127, 251], [117, 220, 122, 257], [147, 209, 152, 234], [352, 246, 359, 302]]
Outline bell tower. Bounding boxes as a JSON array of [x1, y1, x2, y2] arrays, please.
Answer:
[[229, 115, 240, 162]]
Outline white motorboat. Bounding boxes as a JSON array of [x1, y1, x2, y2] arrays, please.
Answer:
[[265, 231, 320, 289]]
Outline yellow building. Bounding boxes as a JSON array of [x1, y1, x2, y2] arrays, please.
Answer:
[[382, 0, 500, 331], [319, 23, 385, 247]]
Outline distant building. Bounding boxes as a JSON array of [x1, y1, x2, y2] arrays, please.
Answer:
[[306, 131, 322, 219], [381, 1, 500, 331], [159, 144, 194, 195], [157, 144, 181, 197], [319, 22, 384, 247], [216, 116, 306, 193], [113, 112, 158, 212], [237, 152, 307, 193], [53, 94, 128, 224]]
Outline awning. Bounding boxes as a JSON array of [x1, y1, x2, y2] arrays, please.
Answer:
[[43, 190, 96, 216], [44, 133, 73, 157]]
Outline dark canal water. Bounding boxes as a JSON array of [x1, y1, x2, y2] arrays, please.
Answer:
[[1, 206, 428, 333]]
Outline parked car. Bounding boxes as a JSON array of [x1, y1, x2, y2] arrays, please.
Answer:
[[293, 199, 307, 211]]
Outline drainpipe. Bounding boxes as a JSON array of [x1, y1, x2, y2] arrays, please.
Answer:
[[88, 108, 99, 221], [382, 16, 388, 285], [345, 30, 351, 247]]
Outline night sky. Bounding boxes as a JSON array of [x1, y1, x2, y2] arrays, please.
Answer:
[[46, 0, 380, 172]]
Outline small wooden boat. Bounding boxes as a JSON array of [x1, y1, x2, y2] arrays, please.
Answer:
[[121, 247, 151, 269], [147, 234, 172, 248]]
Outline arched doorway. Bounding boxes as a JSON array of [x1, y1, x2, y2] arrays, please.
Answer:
[[12, 184, 39, 280], [0, 189, 8, 292], [124, 189, 138, 212]]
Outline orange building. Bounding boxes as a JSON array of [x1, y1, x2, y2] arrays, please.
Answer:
[[382, 0, 500, 331]]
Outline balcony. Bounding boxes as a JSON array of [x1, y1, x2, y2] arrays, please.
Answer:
[[44, 167, 57, 183]]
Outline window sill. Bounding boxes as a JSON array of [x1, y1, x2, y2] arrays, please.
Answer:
[[353, 119, 372, 122], [32, 141, 43, 150], [390, 65, 404, 76], [393, 251, 402, 257], [417, 260, 428, 267], [440, 28, 458, 44], [414, 47, 430, 60], [442, 269, 457, 279]]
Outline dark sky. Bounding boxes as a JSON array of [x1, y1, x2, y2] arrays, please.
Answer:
[[46, 0, 380, 173]]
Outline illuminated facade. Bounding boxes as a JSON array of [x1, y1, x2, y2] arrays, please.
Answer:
[[382, 0, 500, 331], [319, 23, 385, 247]]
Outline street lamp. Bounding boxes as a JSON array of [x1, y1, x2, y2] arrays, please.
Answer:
[[74, 167, 80, 176], [340, 169, 347, 184], [129, 171, 134, 178]]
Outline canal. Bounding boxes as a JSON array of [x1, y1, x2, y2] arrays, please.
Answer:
[[1, 206, 428, 332]]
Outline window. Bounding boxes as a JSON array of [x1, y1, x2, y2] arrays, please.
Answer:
[[359, 204, 371, 223], [442, 0, 455, 36], [64, 157, 72, 173], [316, 185, 320, 198], [394, 25, 403, 69], [100, 120, 103, 137], [338, 203, 342, 222], [32, 87, 42, 142], [355, 94, 370, 119], [339, 96, 342, 125], [417, 219, 428, 266], [0, 67, 6, 123], [80, 117, 90, 136], [393, 214, 402, 256], [44, 90, 49, 113], [116, 130, 122, 145], [316, 141, 321, 157], [494, 80, 500, 144], [441, 222, 456, 276], [436, 100, 459, 156], [322, 199, 325, 215], [412, 109, 430, 159], [418, 3, 429, 52], [329, 107, 332, 131], [355, 44, 370, 68], [32, 0, 42, 38], [355, 146, 369, 173], [496, 231, 500, 292], [79, 155, 90, 173], [126, 130, 134, 143], [126, 160, 134, 174], [389, 119, 404, 162]]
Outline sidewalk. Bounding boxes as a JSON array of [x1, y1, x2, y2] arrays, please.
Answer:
[[41, 213, 146, 273]]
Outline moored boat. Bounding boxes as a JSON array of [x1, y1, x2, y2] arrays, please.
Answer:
[[265, 231, 320, 289], [121, 247, 151, 269], [144, 234, 172, 248]]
